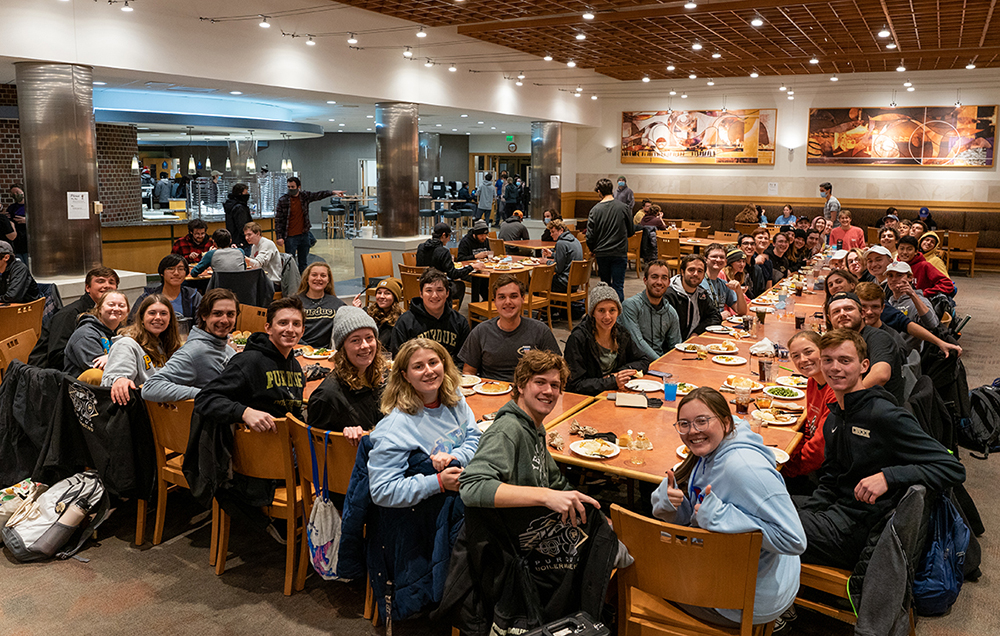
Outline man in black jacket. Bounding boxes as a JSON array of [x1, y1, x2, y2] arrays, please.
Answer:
[[795, 328, 964, 570], [457, 220, 491, 302], [0, 240, 39, 304], [585, 178, 634, 301], [223, 183, 253, 254], [417, 222, 485, 306], [28, 267, 120, 370], [391, 268, 471, 364], [664, 254, 722, 339]]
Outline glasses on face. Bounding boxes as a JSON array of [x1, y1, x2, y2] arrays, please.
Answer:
[[673, 415, 717, 434]]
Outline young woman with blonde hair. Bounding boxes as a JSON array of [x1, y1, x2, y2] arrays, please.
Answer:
[[295, 261, 345, 348], [102, 293, 182, 405]]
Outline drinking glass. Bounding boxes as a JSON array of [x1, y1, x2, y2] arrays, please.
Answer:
[[664, 382, 678, 401], [735, 386, 751, 415]]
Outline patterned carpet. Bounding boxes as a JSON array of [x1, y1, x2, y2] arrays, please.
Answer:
[[1, 273, 997, 636]]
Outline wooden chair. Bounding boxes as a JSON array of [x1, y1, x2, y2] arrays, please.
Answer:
[[946, 231, 978, 277], [0, 329, 37, 380], [489, 237, 507, 256], [401, 251, 418, 267], [695, 226, 711, 239], [468, 270, 530, 325], [663, 218, 683, 228], [713, 231, 739, 243], [213, 418, 303, 596], [400, 270, 422, 310], [398, 264, 427, 276], [137, 400, 199, 548], [658, 237, 683, 276], [866, 226, 881, 246], [734, 222, 760, 236], [610, 504, 773, 636], [524, 264, 554, 329], [681, 221, 701, 230], [0, 297, 45, 342], [488, 231, 497, 239], [235, 304, 267, 334], [361, 252, 394, 306], [548, 260, 592, 331], [627, 232, 643, 279]]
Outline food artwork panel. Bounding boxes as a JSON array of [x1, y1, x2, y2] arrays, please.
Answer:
[[621, 109, 776, 165], [807, 106, 997, 167]]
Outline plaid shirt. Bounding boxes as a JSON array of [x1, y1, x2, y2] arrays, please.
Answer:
[[171, 234, 216, 264], [274, 190, 333, 240]]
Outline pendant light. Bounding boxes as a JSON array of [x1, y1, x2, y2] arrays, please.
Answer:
[[130, 154, 140, 173], [204, 139, 212, 172], [246, 130, 257, 174], [186, 126, 196, 175], [225, 156, 232, 172]]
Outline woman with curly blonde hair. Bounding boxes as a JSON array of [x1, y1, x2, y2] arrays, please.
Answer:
[[368, 338, 481, 508]]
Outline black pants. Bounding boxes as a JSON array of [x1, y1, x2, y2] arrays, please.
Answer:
[[794, 495, 893, 569]]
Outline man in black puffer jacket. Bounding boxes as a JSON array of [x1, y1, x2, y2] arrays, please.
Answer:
[[664, 254, 722, 339], [417, 223, 484, 306]]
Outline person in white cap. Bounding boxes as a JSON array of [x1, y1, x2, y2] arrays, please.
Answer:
[[828, 249, 849, 271], [861, 245, 893, 287], [885, 262, 939, 333]]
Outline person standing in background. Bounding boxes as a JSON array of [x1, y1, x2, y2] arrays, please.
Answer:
[[586, 178, 635, 301], [819, 181, 841, 222], [275, 176, 335, 274], [153, 172, 171, 210], [475, 173, 494, 223], [502, 177, 519, 226], [614, 176, 635, 213], [224, 183, 253, 255], [6, 184, 27, 264]]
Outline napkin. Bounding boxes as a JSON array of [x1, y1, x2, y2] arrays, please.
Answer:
[[749, 338, 776, 357]]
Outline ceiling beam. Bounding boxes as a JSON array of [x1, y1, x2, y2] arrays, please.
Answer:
[[457, 0, 833, 34]]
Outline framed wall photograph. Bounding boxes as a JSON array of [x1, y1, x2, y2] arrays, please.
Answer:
[[807, 105, 997, 167], [621, 109, 776, 165]]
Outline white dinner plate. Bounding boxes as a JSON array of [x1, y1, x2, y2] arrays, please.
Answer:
[[474, 381, 512, 396], [625, 378, 665, 393], [569, 440, 621, 459], [707, 342, 740, 354], [705, 325, 733, 334], [676, 444, 690, 459], [674, 343, 699, 353], [775, 375, 809, 389], [763, 386, 806, 400], [303, 353, 333, 360], [712, 355, 748, 366], [769, 448, 790, 464], [460, 374, 481, 388], [676, 382, 698, 396]]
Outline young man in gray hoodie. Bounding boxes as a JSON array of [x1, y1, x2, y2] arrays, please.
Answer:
[[620, 260, 682, 360], [141, 289, 238, 402]]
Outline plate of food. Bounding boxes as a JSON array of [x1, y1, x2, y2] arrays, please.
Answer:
[[625, 378, 664, 393], [570, 439, 620, 459], [751, 305, 775, 314], [474, 380, 512, 396], [727, 316, 745, 325], [770, 400, 804, 412], [724, 375, 764, 391], [768, 447, 790, 464], [751, 297, 777, 305], [751, 409, 799, 425], [461, 387, 476, 397], [674, 343, 699, 353], [303, 347, 333, 360], [763, 386, 806, 400], [707, 341, 739, 354], [712, 355, 747, 366], [230, 331, 251, 346], [676, 444, 690, 459], [776, 375, 809, 389], [460, 374, 482, 388], [705, 325, 733, 334], [676, 382, 698, 396]]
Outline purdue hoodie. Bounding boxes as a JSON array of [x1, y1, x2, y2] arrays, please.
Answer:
[[390, 297, 471, 364], [651, 421, 807, 624]]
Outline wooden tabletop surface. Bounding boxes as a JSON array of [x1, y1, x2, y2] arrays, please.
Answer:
[[503, 240, 557, 250]]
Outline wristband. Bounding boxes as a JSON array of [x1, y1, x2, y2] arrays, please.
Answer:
[[437, 472, 444, 492]]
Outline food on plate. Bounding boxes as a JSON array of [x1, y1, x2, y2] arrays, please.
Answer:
[[752, 408, 798, 425], [770, 401, 804, 412], [675, 343, 699, 353], [677, 445, 690, 458], [776, 375, 809, 388], [313, 348, 331, 356], [676, 382, 698, 395], [712, 355, 746, 365], [477, 381, 511, 394], [707, 341, 739, 354], [634, 371, 644, 379], [725, 375, 764, 391], [460, 387, 476, 397], [618, 430, 632, 448], [230, 330, 251, 346], [764, 386, 802, 398], [575, 439, 619, 458], [460, 374, 481, 388]]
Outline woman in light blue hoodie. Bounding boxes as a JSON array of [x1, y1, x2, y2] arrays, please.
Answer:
[[651, 387, 806, 627], [368, 337, 481, 508]]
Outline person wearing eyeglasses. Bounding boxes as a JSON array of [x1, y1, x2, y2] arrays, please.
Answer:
[[651, 387, 805, 629]]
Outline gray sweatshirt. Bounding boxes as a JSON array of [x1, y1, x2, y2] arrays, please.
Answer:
[[141, 326, 235, 402], [101, 336, 162, 389]]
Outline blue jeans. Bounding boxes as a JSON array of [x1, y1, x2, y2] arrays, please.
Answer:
[[596, 256, 627, 301], [285, 233, 311, 274]]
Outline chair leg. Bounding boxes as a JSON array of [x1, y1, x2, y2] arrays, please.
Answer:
[[152, 477, 169, 545], [546, 302, 553, 331], [135, 498, 146, 546], [209, 500, 219, 566], [364, 573, 377, 622], [283, 516, 296, 596], [214, 510, 230, 575], [295, 497, 312, 591]]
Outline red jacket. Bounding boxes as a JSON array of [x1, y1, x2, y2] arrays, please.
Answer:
[[783, 377, 835, 478], [907, 251, 954, 297]]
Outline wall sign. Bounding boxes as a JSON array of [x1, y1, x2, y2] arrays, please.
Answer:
[[621, 109, 776, 165], [807, 105, 997, 167]]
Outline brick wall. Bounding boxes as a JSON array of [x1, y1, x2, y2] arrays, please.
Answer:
[[0, 119, 23, 208], [0, 85, 17, 107], [96, 123, 142, 224]]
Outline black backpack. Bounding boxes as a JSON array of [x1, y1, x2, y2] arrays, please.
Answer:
[[957, 385, 1000, 459]]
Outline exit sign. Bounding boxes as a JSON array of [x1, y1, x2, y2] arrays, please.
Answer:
[[506, 135, 514, 142]]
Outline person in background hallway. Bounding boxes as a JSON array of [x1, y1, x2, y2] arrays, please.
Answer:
[[819, 181, 841, 222], [586, 178, 635, 301], [275, 176, 336, 274], [154, 172, 171, 210], [4, 184, 23, 263], [475, 172, 494, 223], [614, 175, 635, 212], [502, 177, 519, 225], [209, 171, 221, 205], [456, 220, 492, 303], [172, 218, 216, 265], [224, 183, 253, 255]]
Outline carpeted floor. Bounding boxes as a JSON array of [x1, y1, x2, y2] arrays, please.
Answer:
[[1, 271, 997, 636]]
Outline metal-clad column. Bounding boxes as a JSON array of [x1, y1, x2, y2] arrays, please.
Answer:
[[376, 103, 419, 237], [418, 132, 441, 195], [530, 121, 562, 219], [15, 62, 103, 276]]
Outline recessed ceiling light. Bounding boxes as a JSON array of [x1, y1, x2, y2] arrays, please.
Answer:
[[460, 114, 468, 117], [886, 42, 897, 49], [582, 12, 594, 20], [403, 48, 413, 58], [591, 95, 598, 100], [230, 90, 242, 95], [878, 26, 890, 38], [477, 121, 484, 124], [502, 131, 506, 133], [491, 127, 496, 129], [93, 81, 107, 86], [306, 36, 316, 46], [328, 118, 336, 122], [366, 128, 372, 131], [567, 61, 576, 67], [903, 80, 912, 87], [681, 94, 688, 98], [642, 76, 650, 83], [259, 16, 270, 28], [896, 65, 906, 72], [138, 127, 150, 130], [751, 15, 764, 27], [667, 65, 675, 71], [750, 71, 759, 78], [452, 128, 458, 131], [466, 132, 471, 135], [327, 100, 337, 104], [543, 55, 553, 61], [711, 52, 721, 59], [338, 123, 345, 126], [338, 130, 343, 133], [684, 2, 697, 8], [575, 33, 586, 41], [416, 27, 427, 38], [425, 60, 434, 67], [347, 33, 358, 44], [669, 90, 676, 95], [830, 75, 838, 81], [779, 84, 787, 91], [966, 62, 976, 69], [692, 42, 702, 51], [809, 57, 819, 64], [449, 64, 457, 72], [689, 73, 697, 79], [436, 124, 442, 127], [706, 79, 714, 86], [366, 115, 374, 118]]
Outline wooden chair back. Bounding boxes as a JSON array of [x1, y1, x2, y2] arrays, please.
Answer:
[[948, 231, 979, 252], [866, 226, 881, 246], [663, 218, 683, 227], [287, 415, 356, 498], [400, 271, 422, 310], [524, 265, 554, 328], [361, 252, 394, 288], [489, 237, 507, 256], [145, 399, 195, 457], [231, 418, 296, 482], [658, 237, 682, 260], [140, 399, 195, 546], [402, 251, 417, 266], [235, 304, 267, 334], [0, 297, 45, 342], [0, 329, 37, 378], [734, 222, 759, 236], [611, 504, 764, 636], [567, 259, 592, 290], [694, 225, 711, 239], [488, 231, 497, 239], [398, 264, 427, 276], [712, 231, 739, 243], [681, 221, 700, 230]]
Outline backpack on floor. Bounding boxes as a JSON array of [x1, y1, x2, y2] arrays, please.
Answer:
[[957, 386, 1000, 459], [913, 494, 970, 616], [1, 470, 111, 562]]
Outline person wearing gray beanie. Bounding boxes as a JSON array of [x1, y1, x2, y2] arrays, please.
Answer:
[[331, 306, 379, 349], [564, 282, 652, 396]]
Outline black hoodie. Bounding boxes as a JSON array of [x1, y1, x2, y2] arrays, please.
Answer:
[[390, 297, 471, 364], [563, 314, 652, 396], [416, 237, 473, 281], [800, 385, 965, 519], [223, 195, 253, 250]]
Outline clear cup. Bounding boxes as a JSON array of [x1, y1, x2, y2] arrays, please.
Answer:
[[735, 386, 752, 415]]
